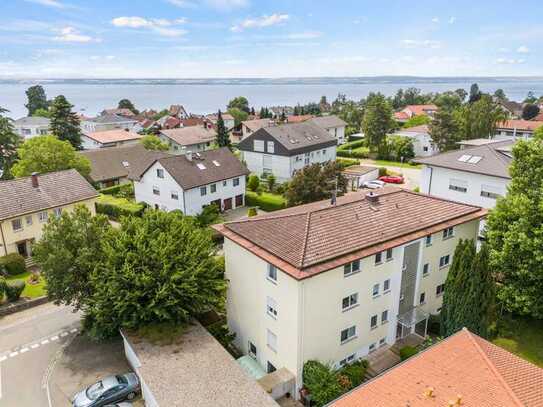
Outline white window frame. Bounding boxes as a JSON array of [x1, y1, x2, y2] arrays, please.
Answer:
[[442, 227, 454, 240], [267, 264, 277, 283], [425, 234, 432, 246], [156, 168, 164, 179], [12, 218, 22, 232], [375, 251, 382, 264], [372, 283, 380, 298], [266, 297, 278, 318], [25, 215, 33, 226], [340, 326, 357, 344], [200, 186, 207, 196], [423, 263, 430, 276], [152, 186, 160, 196], [210, 183, 217, 193], [254, 140, 265, 152], [342, 293, 358, 311], [381, 310, 389, 324], [385, 248, 393, 261], [436, 284, 445, 297], [53, 208, 62, 217], [343, 260, 360, 277], [420, 292, 426, 304], [267, 329, 277, 352], [267, 141, 275, 153], [38, 211, 48, 223], [370, 315, 378, 330], [233, 178, 240, 187], [439, 254, 450, 268], [383, 279, 391, 293]]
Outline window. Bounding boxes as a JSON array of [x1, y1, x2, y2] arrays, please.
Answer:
[[322, 149, 327, 155], [39, 211, 48, 223], [197, 163, 206, 170], [343, 260, 360, 276], [267, 329, 277, 352], [442, 227, 454, 239], [342, 293, 358, 311], [156, 168, 164, 178], [267, 141, 275, 153], [200, 186, 207, 196], [340, 326, 356, 343], [420, 292, 426, 304], [53, 208, 62, 217], [423, 263, 430, 276], [369, 343, 377, 353], [248, 341, 257, 358], [379, 337, 386, 347], [171, 191, 179, 200], [339, 354, 355, 367], [423, 146, 429, 152], [267, 362, 276, 373], [439, 254, 450, 268], [386, 248, 393, 261], [25, 215, 33, 226], [267, 264, 277, 282], [383, 279, 390, 293], [375, 252, 382, 264], [233, 178, 240, 187], [12, 218, 22, 232], [381, 310, 389, 324], [481, 184, 502, 199], [153, 186, 160, 196], [254, 140, 264, 152], [267, 297, 278, 318], [372, 283, 380, 297], [425, 234, 432, 246], [223, 180, 228, 187], [370, 315, 378, 329], [449, 179, 467, 193], [436, 284, 445, 296], [210, 184, 217, 193]]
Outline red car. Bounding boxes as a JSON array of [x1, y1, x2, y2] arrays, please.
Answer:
[[379, 175, 404, 184]]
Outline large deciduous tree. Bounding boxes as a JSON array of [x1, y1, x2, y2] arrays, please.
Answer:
[[285, 162, 347, 207], [11, 135, 91, 178], [0, 107, 21, 180], [486, 129, 543, 318], [25, 85, 49, 116], [141, 134, 169, 151], [85, 210, 227, 338], [429, 109, 461, 152], [215, 110, 230, 148], [362, 93, 395, 157], [118, 99, 139, 114], [33, 206, 111, 311], [49, 95, 82, 149], [227, 96, 250, 113], [457, 94, 507, 139], [468, 83, 482, 103], [227, 107, 248, 127], [522, 104, 540, 120]]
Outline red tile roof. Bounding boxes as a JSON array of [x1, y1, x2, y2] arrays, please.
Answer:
[[533, 112, 543, 122], [330, 329, 543, 407], [400, 124, 430, 133], [498, 120, 543, 132], [287, 115, 314, 123], [214, 189, 486, 280], [394, 111, 410, 120], [84, 129, 142, 144], [404, 104, 438, 116]]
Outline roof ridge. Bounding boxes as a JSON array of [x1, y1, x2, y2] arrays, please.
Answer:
[[299, 212, 313, 268], [464, 329, 525, 406]]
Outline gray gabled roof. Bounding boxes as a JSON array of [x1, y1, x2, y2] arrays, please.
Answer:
[[13, 116, 50, 126], [309, 115, 347, 129], [86, 114, 138, 124], [414, 140, 514, 179]]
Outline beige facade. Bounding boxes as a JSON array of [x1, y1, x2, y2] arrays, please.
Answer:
[[0, 199, 97, 258], [224, 218, 481, 392]]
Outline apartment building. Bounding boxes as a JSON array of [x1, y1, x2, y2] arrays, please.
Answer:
[[214, 188, 486, 395]]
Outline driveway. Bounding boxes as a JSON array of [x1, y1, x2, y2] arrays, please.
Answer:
[[359, 159, 421, 190]]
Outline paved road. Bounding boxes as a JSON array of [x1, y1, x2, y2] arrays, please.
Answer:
[[359, 159, 421, 190], [0, 303, 81, 407]]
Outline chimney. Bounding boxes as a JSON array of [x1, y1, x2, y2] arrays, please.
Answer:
[[31, 172, 39, 188], [366, 191, 379, 204], [185, 150, 193, 162]]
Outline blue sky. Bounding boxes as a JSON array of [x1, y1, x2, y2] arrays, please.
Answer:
[[1, 0, 542, 78]]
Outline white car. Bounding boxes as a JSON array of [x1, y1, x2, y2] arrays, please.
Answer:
[[362, 180, 385, 189]]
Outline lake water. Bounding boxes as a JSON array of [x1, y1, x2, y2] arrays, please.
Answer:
[[1, 77, 542, 119]]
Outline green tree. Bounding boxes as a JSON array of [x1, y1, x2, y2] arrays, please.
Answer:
[[227, 107, 249, 127], [429, 109, 461, 152], [524, 91, 537, 104], [0, 107, 21, 180], [362, 93, 395, 156], [247, 174, 260, 192], [454, 88, 468, 102], [32, 108, 51, 118], [486, 131, 543, 318], [403, 114, 431, 129], [434, 92, 463, 111], [25, 85, 48, 116], [33, 206, 111, 311], [493, 89, 507, 102], [215, 110, 230, 148], [522, 104, 540, 120], [11, 135, 91, 178], [385, 135, 415, 162], [141, 134, 169, 151], [457, 95, 507, 139], [266, 174, 276, 193], [85, 210, 227, 338], [49, 95, 82, 149], [227, 96, 250, 113], [118, 99, 139, 114], [285, 162, 347, 207], [468, 83, 482, 103]]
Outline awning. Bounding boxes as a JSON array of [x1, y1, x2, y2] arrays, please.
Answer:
[[397, 307, 429, 328]]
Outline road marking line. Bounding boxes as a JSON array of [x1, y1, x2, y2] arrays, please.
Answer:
[[41, 339, 49, 345], [31, 344, 40, 349], [9, 352, 18, 358], [51, 336, 59, 341], [20, 347, 29, 353]]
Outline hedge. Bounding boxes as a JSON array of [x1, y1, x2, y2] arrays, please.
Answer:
[[245, 191, 286, 212], [336, 147, 370, 159], [338, 139, 366, 151], [0, 253, 26, 276], [96, 195, 145, 220], [5, 280, 25, 302], [98, 183, 134, 198], [399, 345, 419, 361], [336, 157, 359, 169]]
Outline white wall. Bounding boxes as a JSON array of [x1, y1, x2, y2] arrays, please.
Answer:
[[14, 125, 49, 139], [420, 165, 509, 209], [134, 161, 246, 215], [395, 131, 437, 157], [158, 134, 211, 155], [324, 126, 346, 145]]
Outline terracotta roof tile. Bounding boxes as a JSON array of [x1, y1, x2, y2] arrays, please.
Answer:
[[84, 129, 142, 144], [498, 120, 543, 131], [330, 329, 543, 407]]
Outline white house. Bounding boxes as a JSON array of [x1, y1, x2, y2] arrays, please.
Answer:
[[81, 129, 142, 150], [237, 122, 338, 182], [159, 126, 216, 155], [213, 189, 486, 397], [393, 125, 438, 157], [131, 147, 249, 216], [415, 139, 513, 209], [308, 115, 347, 145], [205, 113, 235, 130], [13, 117, 50, 139], [81, 114, 138, 133], [494, 119, 543, 140]]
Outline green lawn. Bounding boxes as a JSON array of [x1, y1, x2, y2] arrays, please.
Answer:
[[493, 315, 543, 367], [6, 271, 46, 299], [368, 159, 422, 169], [97, 194, 144, 212], [245, 191, 287, 212]]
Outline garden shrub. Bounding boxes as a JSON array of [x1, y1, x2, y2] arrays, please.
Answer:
[[99, 183, 134, 198], [336, 157, 358, 169], [378, 167, 388, 177], [247, 174, 260, 192], [195, 204, 221, 227], [266, 174, 276, 193], [245, 191, 286, 212], [0, 276, 7, 297], [247, 207, 257, 217], [428, 313, 441, 335], [0, 253, 26, 276], [340, 360, 368, 388], [338, 139, 366, 151], [399, 345, 419, 361], [336, 148, 370, 159], [95, 195, 145, 221], [5, 280, 25, 302], [303, 360, 343, 407]]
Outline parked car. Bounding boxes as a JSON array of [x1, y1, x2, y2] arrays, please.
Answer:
[[363, 180, 385, 189], [72, 373, 140, 407], [104, 403, 133, 407], [379, 175, 404, 184]]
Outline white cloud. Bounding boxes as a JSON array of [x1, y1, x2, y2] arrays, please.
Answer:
[[166, 0, 248, 9], [111, 16, 188, 37], [231, 14, 289, 32], [497, 58, 525, 64], [448, 17, 456, 24], [286, 31, 322, 40], [431, 17, 440, 23], [24, 0, 65, 8], [54, 27, 97, 43], [401, 39, 442, 49], [517, 45, 530, 53]]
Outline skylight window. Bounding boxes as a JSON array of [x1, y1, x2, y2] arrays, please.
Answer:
[[212, 160, 220, 167], [121, 161, 130, 167], [467, 156, 482, 164], [197, 163, 206, 170], [458, 155, 471, 162]]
